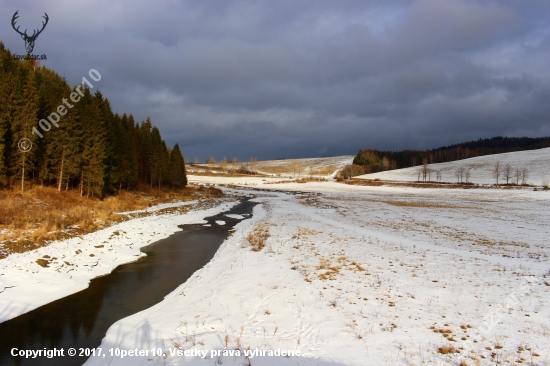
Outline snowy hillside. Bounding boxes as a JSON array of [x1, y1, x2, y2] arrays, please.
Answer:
[[356, 147, 550, 185], [188, 156, 354, 177], [254, 155, 354, 177]]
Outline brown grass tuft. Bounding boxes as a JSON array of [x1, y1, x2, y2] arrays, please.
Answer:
[[246, 224, 270, 251], [437, 345, 459, 354]]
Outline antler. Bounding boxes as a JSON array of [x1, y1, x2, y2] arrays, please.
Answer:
[[11, 11, 26, 37], [29, 13, 49, 39], [11, 11, 49, 40]]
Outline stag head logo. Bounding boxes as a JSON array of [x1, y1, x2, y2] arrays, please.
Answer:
[[11, 11, 49, 54]]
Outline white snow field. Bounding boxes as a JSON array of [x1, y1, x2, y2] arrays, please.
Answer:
[[83, 178, 550, 366], [253, 155, 355, 177], [356, 147, 550, 185]]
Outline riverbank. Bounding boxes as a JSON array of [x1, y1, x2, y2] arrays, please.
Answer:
[[0, 196, 238, 323], [0, 185, 224, 259]]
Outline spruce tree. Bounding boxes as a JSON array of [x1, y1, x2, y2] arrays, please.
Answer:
[[77, 88, 106, 197], [139, 118, 153, 184], [120, 114, 139, 189], [148, 126, 168, 189], [9, 72, 39, 191], [168, 143, 187, 189], [0, 77, 14, 186], [43, 86, 81, 191]]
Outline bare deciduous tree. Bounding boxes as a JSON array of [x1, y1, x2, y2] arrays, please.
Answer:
[[513, 168, 521, 185], [493, 161, 501, 185], [503, 163, 512, 184], [521, 168, 528, 185], [249, 156, 257, 172], [341, 164, 364, 179], [220, 156, 229, 173], [464, 168, 471, 183], [382, 156, 391, 171], [194, 156, 199, 165], [291, 160, 301, 178], [205, 157, 216, 164], [422, 159, 429, 182], [455, 167, 465, 183]]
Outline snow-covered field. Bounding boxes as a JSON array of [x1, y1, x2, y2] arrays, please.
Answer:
[[83, 178, 550, 366], [253, 155, 354, 177], [357, 148, 550, 185], [190, 175, 294, 186], [192, 156, 354, 178]]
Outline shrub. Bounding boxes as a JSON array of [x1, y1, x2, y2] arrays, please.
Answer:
[[238, 164, 257, 175]]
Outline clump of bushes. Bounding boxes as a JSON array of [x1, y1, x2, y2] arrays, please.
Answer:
[[336, 164, 365, 180]]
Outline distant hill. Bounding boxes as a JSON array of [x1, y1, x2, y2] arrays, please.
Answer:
[[353, 137, 550, 173], [356, 147, 550, 185]]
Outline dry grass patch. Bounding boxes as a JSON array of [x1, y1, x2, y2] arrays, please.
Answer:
[[317, 257, 341, 280], [378, 200, 469, 210], [292, 227, 323, 239], [438, 345, 459, 354], [0, 184, 223, 258], [246, 224, 270, 251]]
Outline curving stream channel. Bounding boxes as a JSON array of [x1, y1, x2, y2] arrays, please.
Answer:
[[0, 198, 256, 366]]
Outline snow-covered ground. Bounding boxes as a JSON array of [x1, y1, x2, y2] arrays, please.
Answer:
[[3, 147, 550, 365], [0, 198, 238, 323], [253, 155, 354, 177], [193, 155, 354, 178], [356, 147, 550, 185], [191, 175, 293, 186], [83, 179, 550, 366]]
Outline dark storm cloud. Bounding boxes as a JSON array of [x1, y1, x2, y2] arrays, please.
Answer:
[[1, 0, 549, 160]]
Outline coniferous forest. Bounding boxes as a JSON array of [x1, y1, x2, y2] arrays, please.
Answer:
[[0, 43, 186, 197]]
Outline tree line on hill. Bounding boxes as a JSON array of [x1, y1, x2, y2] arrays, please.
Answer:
[[0, 42, 186, 197], [353, 136, 550, 174]]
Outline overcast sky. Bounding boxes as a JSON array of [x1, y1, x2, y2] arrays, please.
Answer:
[[1, 0, 549, 161]]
